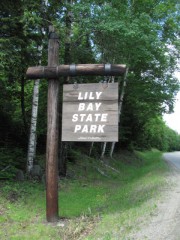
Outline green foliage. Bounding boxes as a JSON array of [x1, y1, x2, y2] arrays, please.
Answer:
[[0, 0, 179, 154], [164, 127, 180, 151], [0, 148, 25, 179], [135, 116, 180, 151]]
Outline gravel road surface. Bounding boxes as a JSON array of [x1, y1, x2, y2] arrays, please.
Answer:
[[164, 152, 180, 169], [130, 152, 180, 240]]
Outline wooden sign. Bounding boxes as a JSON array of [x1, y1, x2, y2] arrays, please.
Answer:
[[62, 82, 119, 142]]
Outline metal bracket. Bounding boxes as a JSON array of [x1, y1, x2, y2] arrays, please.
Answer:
[[42, 67, 45, 78], [70, 64, 76, 76], [104, 64, 111, 75], [56, 66, 59, 78]]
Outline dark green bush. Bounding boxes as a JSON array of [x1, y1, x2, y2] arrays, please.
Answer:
[[0, 148, 25, 179]]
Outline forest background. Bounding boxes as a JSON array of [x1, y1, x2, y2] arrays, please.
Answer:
[[0, 0, 180, 179]]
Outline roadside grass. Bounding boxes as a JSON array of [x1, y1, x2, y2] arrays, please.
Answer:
[[87, 150, 168, 239], [0, 149, 169, 239]]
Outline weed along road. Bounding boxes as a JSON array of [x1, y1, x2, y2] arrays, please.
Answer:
[[163, 152, 180, 169]]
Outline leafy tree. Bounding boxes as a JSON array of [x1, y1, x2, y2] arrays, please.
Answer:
[[1, 0, 179, 174]]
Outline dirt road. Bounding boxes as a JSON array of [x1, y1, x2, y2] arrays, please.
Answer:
[[163, 152, 180, 240], [130, 152, 180, 240], [164, 152, 180, 169]]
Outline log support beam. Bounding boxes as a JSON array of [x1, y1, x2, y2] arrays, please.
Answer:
[[26, 64, 126, 79]]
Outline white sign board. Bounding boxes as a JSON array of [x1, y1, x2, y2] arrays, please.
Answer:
[[62, 83, 119, 142]]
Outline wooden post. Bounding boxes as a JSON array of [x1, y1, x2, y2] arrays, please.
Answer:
[[46, 26, 59, 222]]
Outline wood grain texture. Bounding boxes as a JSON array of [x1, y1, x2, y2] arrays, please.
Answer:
[[46, 27, 59, 222], [26, 64, 126, 79], [62, 83, 119, 142]]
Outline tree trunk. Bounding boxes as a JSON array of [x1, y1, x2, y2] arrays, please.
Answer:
[[27, 78, 40, 173], [110, 68, 129, 158], [101, 142, 107, 159], [21, 74, 28, 135], [59, 142, 67, 177], [64, 0, 72, 65], [27, 45, 42, 173], [89, 142, 94, 156], [26, 0, 47, 173], [59, 0, 72, 177]]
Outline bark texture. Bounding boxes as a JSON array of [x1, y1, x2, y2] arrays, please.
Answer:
[[27, 78, 40, 173], [110, 68, 129, 158], [46, 25, 59, 222]]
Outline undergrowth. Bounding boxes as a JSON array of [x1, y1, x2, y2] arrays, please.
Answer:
[[0, 147, 25, 179], [0, 149, 169, 240]]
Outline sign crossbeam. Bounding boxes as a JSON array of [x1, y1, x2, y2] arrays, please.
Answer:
[[26, 64, 126, 79]]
